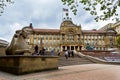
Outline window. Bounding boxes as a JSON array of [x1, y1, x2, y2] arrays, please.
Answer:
[[46, 35, 48, 40], [57, 35, 59, 39], [62, 34, 65, 40], [54, 35, 55, 39], [81, 36, 83, 39], [34, 39, 36, 44], [34, 35, 36, 39], [49, 35, 52, 40]]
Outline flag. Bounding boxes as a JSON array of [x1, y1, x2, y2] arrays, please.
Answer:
[[63, 8, 68, 12]]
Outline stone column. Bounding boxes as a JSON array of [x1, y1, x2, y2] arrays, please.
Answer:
[[70, 45, 71, 51], [65, 46, 67, 50], [78, 46, 80, 51]]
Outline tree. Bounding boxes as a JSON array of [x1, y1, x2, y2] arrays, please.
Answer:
[[61, 0, 120, 22], [0, 0, 13, 16], [117, 36, 120, 46]]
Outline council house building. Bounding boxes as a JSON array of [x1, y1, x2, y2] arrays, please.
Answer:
[[25, 18, 117, 52]]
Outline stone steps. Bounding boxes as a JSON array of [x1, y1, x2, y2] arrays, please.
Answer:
[[58, 55, 94, 67]]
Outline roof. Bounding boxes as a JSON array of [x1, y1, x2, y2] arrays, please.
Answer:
[[60, 20, 77, 27], [33, 29, 60, 33], [82, 30, 106, 34], [106, 28, 117, 34], [33, 28, 106, 34], [0, 39, 9, 47], [99, 23, 113, 30]]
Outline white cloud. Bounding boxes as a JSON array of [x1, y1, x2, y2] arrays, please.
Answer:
[[0, 22, 23, 42], [10, 23, 23, 31], [0, 0, 119, 42]]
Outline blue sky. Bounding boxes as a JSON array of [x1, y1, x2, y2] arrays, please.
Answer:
[[0, 0, 118, 42]]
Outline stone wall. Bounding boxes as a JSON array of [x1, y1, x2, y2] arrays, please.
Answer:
[[80, 50, 111, 58], [0, 47, 6, 56], [0, 55, 58, 75]]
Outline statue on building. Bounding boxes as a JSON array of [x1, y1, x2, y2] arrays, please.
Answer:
[[86, 43, 94, 51], [6, 23, 33, 55]]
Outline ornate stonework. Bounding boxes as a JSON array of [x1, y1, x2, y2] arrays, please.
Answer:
[[27, 20, 117, 51]]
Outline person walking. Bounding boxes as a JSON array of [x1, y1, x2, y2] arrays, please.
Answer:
[[32, 45, 38, 55], [50, 49, 54, 56], [65, 50, 68, 59], [71, 50, 74, 58], [42, 48, 45, 55], [57, 50, 60, 56], [34, 45, 38, 54]]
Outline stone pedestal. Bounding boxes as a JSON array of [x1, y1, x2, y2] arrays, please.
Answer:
[[0, 55, 58, 75]]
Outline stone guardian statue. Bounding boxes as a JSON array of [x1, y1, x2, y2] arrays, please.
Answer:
[[6, 24, 33, 55]]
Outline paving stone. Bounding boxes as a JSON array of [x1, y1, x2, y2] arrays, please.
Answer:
[[0, 64, 120, 80]]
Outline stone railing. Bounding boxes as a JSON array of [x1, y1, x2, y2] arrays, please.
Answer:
[[80, 50, 120, 61]]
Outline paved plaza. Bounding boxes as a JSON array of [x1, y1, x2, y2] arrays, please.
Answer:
[[0, 64, 120, 80]]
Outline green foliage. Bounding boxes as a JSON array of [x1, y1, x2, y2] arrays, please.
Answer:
[[61, 0, 120, 22], [0, 0, 13, 16], [117, 36, 120, 45]]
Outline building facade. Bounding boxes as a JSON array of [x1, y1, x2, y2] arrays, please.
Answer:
[[99, 23, 114, 31], [26, 20, 117, 51], [0, 39, 9, 56], [0, 39, 9, 47], [99, 21, 120, 35], [113, 21, 120, 35]]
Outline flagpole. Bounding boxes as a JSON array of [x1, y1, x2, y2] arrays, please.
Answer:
[[62, 7, 70, 21], [62, 8, 63, 21]]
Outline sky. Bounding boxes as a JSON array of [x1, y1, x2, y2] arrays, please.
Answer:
[[0, 0, 119, 42]]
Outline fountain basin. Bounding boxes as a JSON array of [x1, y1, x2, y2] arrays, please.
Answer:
[[0, 55, 58, 75]]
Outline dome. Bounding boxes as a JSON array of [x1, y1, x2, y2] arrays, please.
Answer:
[[60, 20, 75, 27], [106, 28, 117, 33]]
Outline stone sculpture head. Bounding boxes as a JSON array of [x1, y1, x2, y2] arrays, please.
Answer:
[[6, 24, 33, 55]]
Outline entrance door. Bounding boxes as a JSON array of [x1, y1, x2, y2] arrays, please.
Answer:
[[62, 46, 65, 51], [67, 46, 70, 50], [71, 46, 74, 50], [75, 46, 78, 50], [79, 46, 82, 50]]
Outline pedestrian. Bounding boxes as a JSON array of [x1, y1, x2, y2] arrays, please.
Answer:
[[68, 50, 71, 57], [65, 50, 68, 59], [39, 49, 42, 55], [42, 48, 45, 55], [57, 50, 60, 56], [71, 50, 74, 58], [50, 49, 54, 56], [34, 45, 38, 54]]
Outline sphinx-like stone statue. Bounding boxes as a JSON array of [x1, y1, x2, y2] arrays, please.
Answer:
[[6, 24, 33, 55]]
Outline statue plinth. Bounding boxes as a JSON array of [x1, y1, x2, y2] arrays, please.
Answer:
[[0, 55, 58, 75]]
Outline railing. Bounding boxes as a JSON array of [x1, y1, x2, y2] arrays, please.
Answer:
[[80, 50, 120, 61]]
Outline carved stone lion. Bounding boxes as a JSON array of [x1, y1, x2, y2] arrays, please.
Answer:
[[6, 24, 33, 55]]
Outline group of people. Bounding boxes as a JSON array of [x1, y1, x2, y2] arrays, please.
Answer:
[[32, 45, 45, 55], [32, 45, 75, 58], [32, 45, 56, 56], [64, 50, 74, 59]]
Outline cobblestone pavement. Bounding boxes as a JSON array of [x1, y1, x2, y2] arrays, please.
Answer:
[[0, 64, 120, 80]]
